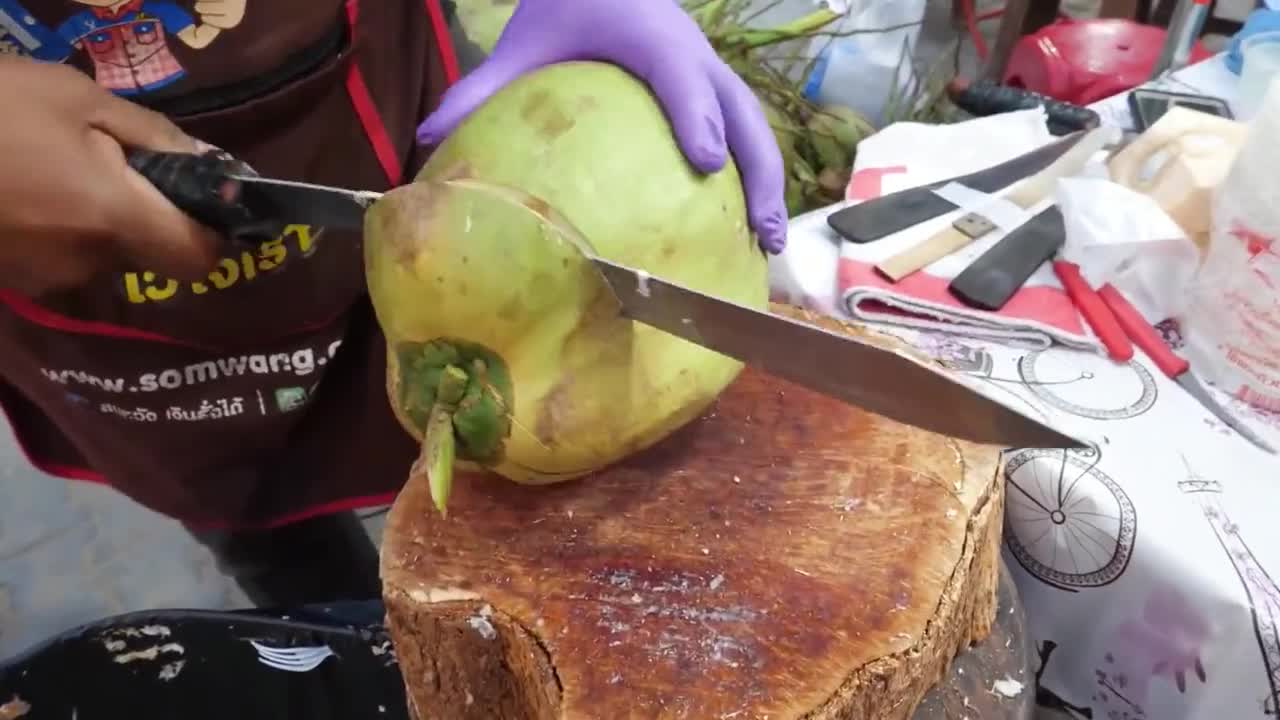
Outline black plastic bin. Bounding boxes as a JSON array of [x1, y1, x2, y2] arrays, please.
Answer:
[[0, 601, 409, 720], [0, 562, 1039, 719]]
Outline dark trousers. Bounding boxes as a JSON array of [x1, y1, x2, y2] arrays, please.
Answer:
[[187, 511, 382, 609]]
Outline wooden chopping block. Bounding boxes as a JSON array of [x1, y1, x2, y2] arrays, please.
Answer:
[[381, 306, 1006, 720]]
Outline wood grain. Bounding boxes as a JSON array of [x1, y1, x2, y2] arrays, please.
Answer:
[[875, 226, 977, 282], [382, 306, 1005, 720]]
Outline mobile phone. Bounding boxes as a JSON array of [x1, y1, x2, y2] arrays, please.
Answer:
[[1127, 88, 1233, 131]]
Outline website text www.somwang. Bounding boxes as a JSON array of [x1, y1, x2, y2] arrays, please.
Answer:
[[40, 340, 344, 394]]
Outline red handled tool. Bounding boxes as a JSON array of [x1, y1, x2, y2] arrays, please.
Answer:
[[1093, 284, 1275, 453], [1055, 262, 1274, 454], [1052, 260, 1133, 362], [1095, 285, 1186, 379]]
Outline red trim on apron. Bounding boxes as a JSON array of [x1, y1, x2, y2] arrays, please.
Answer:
[[0, 0, 463, 530], [194, 491, 400, 531], [343, 0, 402, 185], [0, 390, 106, 483], [0, 289, 198, 346], [0, 386, 404, 529], [344, 0, 460, 185], [424, 0, 462, 86], [0, 387, 399, 530], [0, 290, 356, 352]]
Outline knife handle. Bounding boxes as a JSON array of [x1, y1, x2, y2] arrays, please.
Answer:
[[126, 149, 281, 244], [876, 225, 979, 283], [1052, 260, 1134, 361], [1097, 283, 1188, 378], [947, 78, 1101, 136], [948, 206, 1065, 311], [825, 132, 1085, 245]]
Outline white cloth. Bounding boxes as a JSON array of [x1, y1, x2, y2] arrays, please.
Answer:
[[1011, 54, 1280, 720], [766, 54, 1280, 720]]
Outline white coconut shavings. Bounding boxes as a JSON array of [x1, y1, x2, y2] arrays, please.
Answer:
[[991, 676, 1025, 698]]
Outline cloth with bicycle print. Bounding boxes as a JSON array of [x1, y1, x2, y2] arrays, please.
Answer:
[[876, 322, 1280, 720]]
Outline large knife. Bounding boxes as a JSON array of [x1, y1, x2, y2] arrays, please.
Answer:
[[875, 127, 1115, 282], [590, 256, 1084, 450], [130, 149, 1083, 449]]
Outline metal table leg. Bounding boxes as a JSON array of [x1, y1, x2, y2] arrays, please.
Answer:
[[982, 0, 1064, 81]]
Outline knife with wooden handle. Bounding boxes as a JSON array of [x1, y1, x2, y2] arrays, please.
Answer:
[[825, 132, 1086, 245], [875, 127, 1115, 282]]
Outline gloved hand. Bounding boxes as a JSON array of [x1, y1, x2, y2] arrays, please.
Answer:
[[417, 0, 787, 254]]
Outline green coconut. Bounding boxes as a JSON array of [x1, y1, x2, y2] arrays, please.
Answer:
[[757, 95, 809, 216], [806, 104, 876, 172], [364, 62, 769, 514], [452, 0, 516, 55]]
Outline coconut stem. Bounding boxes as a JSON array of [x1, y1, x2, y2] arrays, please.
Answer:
[[687, 0, 733, 27], [417, 364, 469, 517], [721, 9, 841, 49]]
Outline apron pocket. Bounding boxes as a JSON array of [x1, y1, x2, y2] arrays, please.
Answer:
[[172, 18, 363, 152]]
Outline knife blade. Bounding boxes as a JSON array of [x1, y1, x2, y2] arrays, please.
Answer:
[[127, 149, 382, 242], [589, 256, 1086, 450], [228, 175, 382, 234], [875, 126, 1114, 283]]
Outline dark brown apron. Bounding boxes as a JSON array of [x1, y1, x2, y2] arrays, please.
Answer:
[[0, 0, 458, 529]]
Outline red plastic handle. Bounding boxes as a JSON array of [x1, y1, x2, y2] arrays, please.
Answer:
[[1097, 284, 1189, 379], [1053, 261, 1133, 361]]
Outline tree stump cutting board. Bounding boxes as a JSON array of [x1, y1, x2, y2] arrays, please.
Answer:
[[381, 306, 1005, 720]]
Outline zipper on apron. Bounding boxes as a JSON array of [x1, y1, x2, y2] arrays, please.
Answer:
[[138, 15, 348, 118]]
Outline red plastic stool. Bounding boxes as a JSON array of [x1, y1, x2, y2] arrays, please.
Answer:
[[1002, 18, 1214, 106]]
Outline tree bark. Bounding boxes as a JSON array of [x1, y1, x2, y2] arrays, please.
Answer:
[[382, 306, 1005, 720]]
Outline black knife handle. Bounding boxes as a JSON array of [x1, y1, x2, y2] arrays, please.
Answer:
[[948, 205, 1065, 311], [947, 78, 1101, 136], [126, 149, 281, 244], [826, 131, 1083, 245]]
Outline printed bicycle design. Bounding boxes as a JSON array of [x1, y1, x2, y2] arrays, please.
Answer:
[[1018, 350, 1158, 420], [1004, 447, 1137, 592]]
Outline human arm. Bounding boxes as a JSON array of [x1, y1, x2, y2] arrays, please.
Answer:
[[0, 56, 219, 296], [417, 0, 788, 254]]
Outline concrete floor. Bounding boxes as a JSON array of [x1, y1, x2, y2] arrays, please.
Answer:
[[0, 426, 394, 660], [0, 423, 392, 659]]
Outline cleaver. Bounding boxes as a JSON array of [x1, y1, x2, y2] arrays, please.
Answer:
[[131, 150, 1084, 450]]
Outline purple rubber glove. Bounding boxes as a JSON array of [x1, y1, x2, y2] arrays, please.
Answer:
[[416, 0, 787, 254]]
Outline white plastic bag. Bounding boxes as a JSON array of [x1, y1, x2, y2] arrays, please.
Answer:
[[1056, 177, 1200, 325], [1182, 80, 1280, 411], [800, 0, 927, 125]]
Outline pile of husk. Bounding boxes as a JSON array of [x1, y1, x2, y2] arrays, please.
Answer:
[[449, 0, 961, 217]]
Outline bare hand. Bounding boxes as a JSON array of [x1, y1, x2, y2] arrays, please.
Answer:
[[0, 57, 219, 296]]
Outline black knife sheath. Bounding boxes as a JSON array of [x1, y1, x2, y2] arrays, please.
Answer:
[[826, 132, 1083, 245], [947, 206, 1065, 311]]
